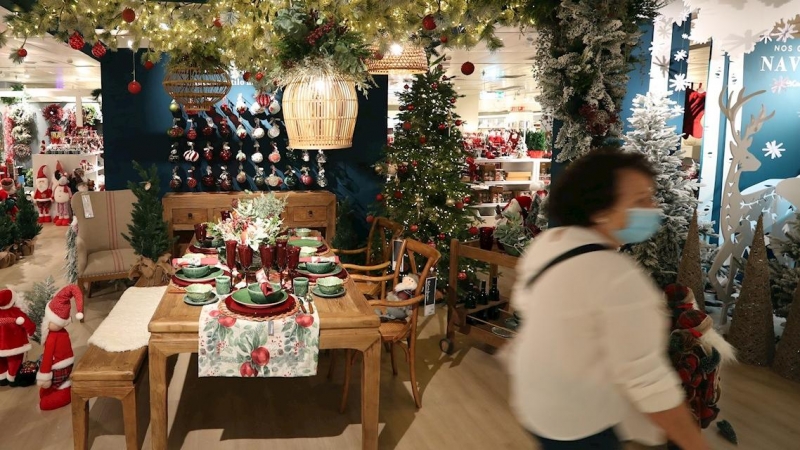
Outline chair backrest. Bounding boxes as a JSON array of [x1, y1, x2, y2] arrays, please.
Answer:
[[71, 190, 137, 254], [390, 239, 441, 333], [366, 217, 404, 266]]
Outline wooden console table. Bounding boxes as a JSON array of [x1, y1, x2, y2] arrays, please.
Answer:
[[162, 191, 337, 256]]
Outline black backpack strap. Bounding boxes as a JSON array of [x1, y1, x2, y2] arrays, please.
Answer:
[[525, 244, 612, 288]]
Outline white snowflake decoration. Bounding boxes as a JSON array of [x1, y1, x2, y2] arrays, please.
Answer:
[[771, 76, 791, 94], [682, 33, 690, 40], [653, 55, 670, 77], [762, 140, 786, 159], [672, 104, 686, 116], [669, 73, 690, 92], [657, 23, 672, 39], [724, 30, 761, 54], [759, 31, 773, 44], [674, 49, 688, 62], [772, 22, 798, 43]]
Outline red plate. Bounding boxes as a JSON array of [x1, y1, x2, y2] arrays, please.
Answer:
[[224, 294, 297, 317], [188, 244, 219, 255]]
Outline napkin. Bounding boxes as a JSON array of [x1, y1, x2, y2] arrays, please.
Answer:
[[172, 256, 218, 268]]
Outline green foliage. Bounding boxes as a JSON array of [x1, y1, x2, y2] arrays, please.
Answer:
[[495, 212, 532, 256], [0, 212, 18, 249], [122, 162, 176, 260], [0, 83, 24, 106], [716, 420, 738, 444], [770, 213, 800, 317], [15, 192, 41, 241], [24, 168, 33, 187], [65, 218, 78, 283], [166, 41, 224, 71], [330, 198, 363, 265], [22, 276, 56, 344], [525, 130, 547, 150]]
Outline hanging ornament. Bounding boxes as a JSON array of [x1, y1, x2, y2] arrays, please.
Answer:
[[464, 196, 471, 203], [411, 160, 418, 167], [431, 82, 438, 89], [407, 104, 415, 111], [267, 165, 283, 188], [468, 226, 480, 236], [243, 71, 251, 82], [167, 119, 184, 138], [387, 163, 398, 176], [252, 119, 265, 139], [235, 124, 248, 141], [394, 190, 403, 200], [422, 14, 437, 31], [203, 142, 214, 161], [410, 224, 419, 232], [122, 8, 136, 23], [250, 101, 265, 116], [372, 50, 384, 60], [317, 166, 328, 188], [144, 60, 155, 70], [183, 142, 199, 162], [374, 165, 383, 175], [450, 97, 457, 104], [419, 135, 427, 144], [399, 163, 408, 174], [438, 123, 447, 132], [236, 164, 247, 184], [300, 166, 314, 186], [366, 215, 375, 223], [438, 233, 446, 240], [202, 117, 215, 136], [455, 201, 464, 210], [461, 62, 475, 76], [187, 121, 198, 140], [376, 193, 385, 202], [316, 150, 327, 164], [213, 17, 223, 28], [219, 123, 231, 139], [235, 143, 247, 163], [427, 241, 436, 248], [415, 194, 424, 204], [402, 121, 412, 131], [220, 142, 233, 161], [403, 84, 410, 90], [254, 167, 266, 188], [128, 80, 141, 94], [440, 35, 449, 44], [251, 142, 263, 164], [256, 91, 271, 108], [69, 32, 85, 50], [455, 119, 463, 126], [91, 41, 106, 59], [284, 166, 298, 189], [267, 121, 281, 138], [186, 166, 198, 190], [170, 168, 183, 191], [445, 198, 456, 207], [268, 142, 281, 163], [169, 99, 181, 113], [219, 165, 232, 191], [458, 271, 468, 281], [268, 99, 281, 115], [301, 150, 311, 162], [235, 93, 247, 115], [168, 143, 180, 163], [255, 72, 264, 81], [202, 166, 216, 188]]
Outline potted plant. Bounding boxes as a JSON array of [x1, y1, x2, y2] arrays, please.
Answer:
[[525, 130, 548, 158], [122, 163, 177, 286], [15, 192, 42, 256], [494, 211, 533, 257]]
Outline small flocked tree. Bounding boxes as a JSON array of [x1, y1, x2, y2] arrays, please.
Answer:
[[770, 213, 800, 317], [373, 59, 476, 287], [623, 92, 697, 287], [21, 276, 57, 344], [15, 190, 42, 242]]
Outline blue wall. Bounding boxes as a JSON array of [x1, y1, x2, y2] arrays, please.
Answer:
[[100, 49, 387, 237]]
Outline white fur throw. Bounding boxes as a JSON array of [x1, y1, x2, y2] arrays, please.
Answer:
[[87, 286, 167, 352]]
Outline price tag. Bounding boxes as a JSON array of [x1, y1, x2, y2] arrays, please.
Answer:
[[423, 276, 437, 317], [81, 194, 94, 219]]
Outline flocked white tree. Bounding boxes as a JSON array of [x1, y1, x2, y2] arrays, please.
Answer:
[[624, 92, 698, 287]]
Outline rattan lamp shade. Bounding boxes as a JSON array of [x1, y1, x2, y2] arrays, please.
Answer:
[[162, 65, 232, 113], [282, 73, 358, 150], [367, 45, 427, 75]]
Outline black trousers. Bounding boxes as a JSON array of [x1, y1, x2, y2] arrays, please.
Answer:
[[531, 428, 622, 450]]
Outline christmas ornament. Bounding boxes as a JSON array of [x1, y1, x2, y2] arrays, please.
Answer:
[[398, 105, 406, 111], [220, 142, 233, 161], [301, 150, 311, 162], [446, 198, 455, 207], [366, 215, 375, 223], [236, 124, 248, 140], [122, 8, 136, 23], [16, 48, 27, 58], [404, 84, 410, 90], [254, 167, 266, 188], [422, 14, 437, 31], [407, 104, 415, 111], [203, 142, 214, 161], [251, 142, 263, 164], [255, 72, 264, 81], [469, 226, 479, 236], [316, 149, 327, 164], [235, 94, 248, 115], [463, 196, 471, 203], [268, 142, 281, 163], [411, 160, 418, 167], [440, 35, 449, 43], [450, 97, 457, 104], [267, 121, 280, 138], [69, 32, 84, 50], [438, 233, 446, 240], [187, 122, 198, 140], [255, 91, 270, 108], [402, 121, 412, 131], [317, 166, 328, 188], [432, 82, 438, 89], [394, 190, 403, 200], [372, 50, 384, 60], [243, 71, 251, 82], [438, 123, 447, 132], [219, 165, 232, 191], [144, 60, 155, 70], [387, 163, 398, 176], [168, 143, 180, 163], [183, 143, 199, 162], [186, 166, 198, 189], [376, 193, 385, 202], [236, 165, 247, 184], [167, 119, 184, 138], [202, 118, 215, 136], [169, 100, 180, 113], [374, 165, 383, 174], [399, 163, 408, 174], [455, 201, 464, 209], [427, 241, 436, 247], [250, 101, 265, 116], [461, 62, 475, 75], [458, 271, 467, 281], [127, 80, 142, 94], [235, 143, 247, 162], [419, 136, 427, 144], [284, 166, 298, 189], [300, 167, 313, 186], [219, 123, 231, 139], [91, 42, 106, 59], [410, 224, 419, 232], [268, 99, 281, 115], [213, 17, 222, 28], [170, 167, 183, 191], [267, 165, 283, 188], [202, 166, 216, 188], [252, 119, 266, 140], [455, 119, 463, 126]]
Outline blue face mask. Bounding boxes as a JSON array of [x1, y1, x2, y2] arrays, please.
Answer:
[[614, 208, 663, 244]]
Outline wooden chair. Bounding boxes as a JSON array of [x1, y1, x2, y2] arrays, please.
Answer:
[[332, 217, 403, 299], [339, 238, 441, 410]]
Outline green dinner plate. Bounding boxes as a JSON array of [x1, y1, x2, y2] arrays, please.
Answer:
[[230, 289, 289, 308], [175, 267, 225, 283], [288, 239, 323, 248], [297, 264, 343, 277], [311, 285, 346, 298]]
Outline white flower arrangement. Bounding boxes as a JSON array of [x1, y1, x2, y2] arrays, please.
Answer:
[[208, 193, 287, 249]]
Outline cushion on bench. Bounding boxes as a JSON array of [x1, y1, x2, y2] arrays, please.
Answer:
[[87, 286, 167, 352]]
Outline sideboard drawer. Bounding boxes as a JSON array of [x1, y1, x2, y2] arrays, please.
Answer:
[[288, 206, 327, 223], [173, 208, 208, 225]]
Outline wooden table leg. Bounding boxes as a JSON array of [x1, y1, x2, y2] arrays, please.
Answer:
[[360, 335, 381, 450], [71, 391, 89, 450], [149, 342, 169, 450]]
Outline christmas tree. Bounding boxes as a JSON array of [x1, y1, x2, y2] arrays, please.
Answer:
[[15, 190, 42, 241], [330, 198, 363, 265], [623, 92, 697, 287], [374, 59, 476, 287], [0, 212, 18, 249], [122, 162, 176, 261], [769, 213, 800, 317], [21, 276, 57, 344], [65, 217, 78, 283]]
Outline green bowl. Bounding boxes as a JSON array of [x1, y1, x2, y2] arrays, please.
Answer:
[[316, 277, 344, 295], [295, 228, 312, 237], [246, 282, 284, 304], [185, 284, 214, 301], [182, 265, 211, 278], [305, 261, 335, 274]]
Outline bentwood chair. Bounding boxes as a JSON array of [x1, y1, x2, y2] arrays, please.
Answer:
[[332, 216, 403, 299], [339, 238, 441, 410]]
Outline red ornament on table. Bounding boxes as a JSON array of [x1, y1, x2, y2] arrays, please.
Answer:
[[468, 226, 479, 236], [68, 32, 84, 50], [121, 7, 136, 23], [366, 215, 375, 223], [461, 61, 475, 75], [16, 48, 27, 58], [127, 80, 142, 94], [91, 42, 106, 59], [394, 191, 403, 200], [457, 271, 467, 281], [422, 14, 437, 31], [376, 193, 385, 202], [255, 72, 264, 81], [243, 71, 251, 82], [440, 35, 449, 43], [144, 60, 155, 70], [419, 136, 427, 144], [402, 121, 412, 131], [410, 224, 419, 232]]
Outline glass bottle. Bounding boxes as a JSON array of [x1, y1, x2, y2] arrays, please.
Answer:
[[478, 281, 489, 306], [465, 282, 477, 324]]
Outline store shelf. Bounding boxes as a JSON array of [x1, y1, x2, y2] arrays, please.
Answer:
[[473, 157, 551, 164], [472, 180, 532, 186], [86, 166, 104, 174]]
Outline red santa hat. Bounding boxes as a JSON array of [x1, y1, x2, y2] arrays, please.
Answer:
[[0, 289, 25, 325], [41, 285, 83, 343], [37, 165, 48, 180], [0, 177, 13, 190]]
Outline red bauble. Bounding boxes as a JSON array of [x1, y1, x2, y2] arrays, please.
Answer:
[[461, 61, 475, 75], [463, 196, 471, 203], [255, 72, 264, 81], [437, 123, 447, 131], [466, 156, 475, 165], [91, 42, 106, 59], [411, 160, 418, 167], [455, 201, 464, 210], [427, 241, 436, 247], [187, 128, 197, 140], [121, 8, 136, 23], [144, 60, 155, 70], [455, 119, 463, 126], [407, 104, 415, 111], [69, 32, 84, 50], [366, 215, 375, 223], [17, 48, 27, 58], [468, 226, 479, 236], [398, 105, 406, 111], [127, 80, 142, 94], [410, 224, 419, 233], [373, 51, 384, 60], [419, 136, 427, 144], [213, 18, 223, 27], [394, 191, 403, 200], [438, 233, 446, 240], [403, 84, 410, 90], [243, 71, 251, 81], [440, 35, 449, 44], [399, 164, 408, 174], [402, 121, 412, 131], [457, 271, 467, 281], [376, 193, 385, 202], [450, 97, 457, 104], [422, 15, 437, 31], [431, 82, 438, 89]]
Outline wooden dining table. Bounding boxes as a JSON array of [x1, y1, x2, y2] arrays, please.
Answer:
[[147, 243, 382, 450]]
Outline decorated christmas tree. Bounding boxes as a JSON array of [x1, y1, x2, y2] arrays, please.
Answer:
[[373, 59, 476, 286], [15, 190, 42, 241], [21, 276, 57, 344], [623, 92, 697, 287], [0, 212, 18, 249], [769, 213, 800, 317]]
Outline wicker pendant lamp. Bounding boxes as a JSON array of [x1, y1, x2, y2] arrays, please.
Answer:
[[367, 43, 427, 75], [162, 64, 232, 113]]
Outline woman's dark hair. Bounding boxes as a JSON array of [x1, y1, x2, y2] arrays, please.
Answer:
[[548, 147, 656, 227]]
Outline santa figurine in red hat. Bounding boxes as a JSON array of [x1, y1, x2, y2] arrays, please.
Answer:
[[0, 288, 36, 387], [52, 161, 72, 226], [36, 284, 83, 410], [33, 165, 53, 223]]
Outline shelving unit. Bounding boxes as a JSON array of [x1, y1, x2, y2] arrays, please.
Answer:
[[469, 157, 551, 223], [440, 238, 520, 354]]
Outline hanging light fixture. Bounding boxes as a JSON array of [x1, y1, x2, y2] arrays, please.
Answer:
[[366, 43, 427, 75]]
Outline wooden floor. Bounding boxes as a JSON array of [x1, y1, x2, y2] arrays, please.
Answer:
[[1, 225, 799, 449]]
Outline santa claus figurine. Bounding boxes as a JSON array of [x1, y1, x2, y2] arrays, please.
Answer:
[[33, 165, 53, 223], [36, 284, 83, 410], [0, 177, 19, 219], [53, 162, 72, 226], [0, 288, 36, 387]]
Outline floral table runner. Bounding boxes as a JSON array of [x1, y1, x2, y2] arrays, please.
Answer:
[[198, 302, 320, 377]]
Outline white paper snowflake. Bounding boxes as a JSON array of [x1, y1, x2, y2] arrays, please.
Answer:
[[759, 31, 773, 44], [772, 76, 791, 94], [657, 23, 672, 39], [669, 73, 690, 92], [653, 55, 670, 77], [648, 41, 669, 55], [772, 22, 798, 43], [724, 30, 761, 54], [682, 33, 690, 40], [762, 140, 786, 159], [672, 104, 686, 116], [674, 49, 688, 62]]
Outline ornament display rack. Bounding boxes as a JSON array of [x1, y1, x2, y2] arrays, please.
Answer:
[[440, 238, 519, 354], [469, 157, 551, 221]]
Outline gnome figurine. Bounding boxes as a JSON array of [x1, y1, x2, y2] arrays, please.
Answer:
[[33, 165, 53, 223], [375, 274, 419, 321], [0, 288, 36, 387], [36, 285, 84, 411], [52, 162, 72, 226]]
